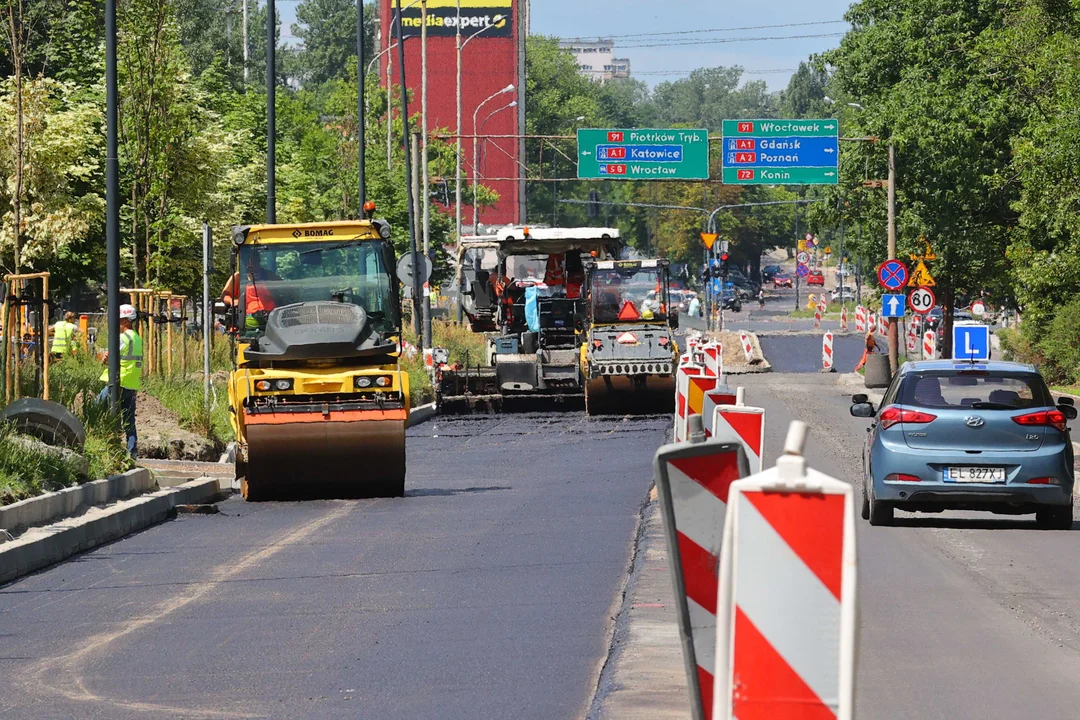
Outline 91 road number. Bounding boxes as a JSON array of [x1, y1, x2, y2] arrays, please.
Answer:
[[910, 286, 935, 314]]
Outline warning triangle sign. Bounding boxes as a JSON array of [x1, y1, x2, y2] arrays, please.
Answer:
[[907, 260, 935, 287], [700, 232, 718, 250]]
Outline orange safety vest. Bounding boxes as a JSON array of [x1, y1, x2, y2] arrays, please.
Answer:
[[544, 254, 566, 286], [246, 283, 276, 313]]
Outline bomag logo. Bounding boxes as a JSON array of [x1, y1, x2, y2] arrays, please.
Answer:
[[291, 228, 335, 238]]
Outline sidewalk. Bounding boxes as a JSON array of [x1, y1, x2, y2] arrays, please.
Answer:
[[590, 489, 690, 719]]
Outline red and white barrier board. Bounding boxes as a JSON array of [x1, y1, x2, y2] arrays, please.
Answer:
[[854, 306, 866, 333], [813, 307, 821, 329], [702, 386, 738, 439], [822, 331, 834, 372], [675, 360, 706, 442], [655, 439, 752, 720], [713, 421, 857, 720], [701, 341, 723, 379], [840, 306, 848, 331], [712, 398, 766, 474], [923, 330, 936, 360], [866, 312, 875, 336], [739, 332, 754, 363], [877, 313, 888, 338]]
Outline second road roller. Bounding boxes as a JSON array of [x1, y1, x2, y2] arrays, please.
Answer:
[[225, 217, 409, 500]]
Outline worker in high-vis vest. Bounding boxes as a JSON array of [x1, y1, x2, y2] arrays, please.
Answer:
[[97, 303, 143, 457], [49, 311, 78, 359], [221, 255, 280, 330]]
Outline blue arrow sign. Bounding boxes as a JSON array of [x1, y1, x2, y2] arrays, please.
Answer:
[[882, 294, 906, 318], [721, 136, 839, 168], [952, 323, 991, 360]]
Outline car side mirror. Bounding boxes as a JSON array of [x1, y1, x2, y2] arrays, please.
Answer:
[[1058, 396, 1075, 407], [850, 402, 876, 418], [1060, 405, 1078, 421]]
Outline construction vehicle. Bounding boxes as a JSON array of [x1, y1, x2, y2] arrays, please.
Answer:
[[581, 259, 679, 415], [436, 227, 620, 411], [226, 218, 409, 500]]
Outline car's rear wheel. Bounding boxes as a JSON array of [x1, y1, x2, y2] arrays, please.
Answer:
[[868, 494, 894, 526], [1036, 504, 1073, 530], [860, 482, 870, 520]]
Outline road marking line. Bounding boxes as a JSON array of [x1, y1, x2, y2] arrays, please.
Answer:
[[19, 501, 357, 717]]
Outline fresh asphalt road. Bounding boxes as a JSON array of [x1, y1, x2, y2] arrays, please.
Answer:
[[738, 363, 1080, 719], [0, 409, 669, 720]]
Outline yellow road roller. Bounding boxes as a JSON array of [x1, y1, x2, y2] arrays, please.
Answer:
[[226, 219, 409, 500]]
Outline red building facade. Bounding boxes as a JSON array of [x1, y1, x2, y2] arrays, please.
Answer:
[[379, 0, 524, 228]]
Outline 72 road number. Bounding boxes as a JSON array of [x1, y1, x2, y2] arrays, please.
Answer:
[[909, 286, 936, 314]]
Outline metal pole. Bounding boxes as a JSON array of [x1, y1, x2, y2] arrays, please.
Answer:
[[517, 0, 527, 223], [887, 143, 897, 375], [202, 222, 212, 407], [105, 0, 120, 405], [357, 0, 365, 213], [409, 132, 423, 336], [242, 0, 249, 84], [395, 1, 421, 337], [454, 0, 463, 323], [386, 34, 393, 171], [794, 210, 801, 312], [266, 0, 276, 223], [420, 0, 431, 349]]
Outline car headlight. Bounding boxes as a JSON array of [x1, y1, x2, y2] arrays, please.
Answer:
[[375, 376, 392, 388], [355, 376, 373, 388], [255, 380, 271, 391], [274, 379, 293, 391]]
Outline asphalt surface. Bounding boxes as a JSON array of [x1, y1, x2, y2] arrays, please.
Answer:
[[0, 410, 669, 720]]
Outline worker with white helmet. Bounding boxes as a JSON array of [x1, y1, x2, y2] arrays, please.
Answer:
[[97, 303, 143, 456]]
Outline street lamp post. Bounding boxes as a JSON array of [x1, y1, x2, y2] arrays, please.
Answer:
[[380, 0, 421, 172], [470, 84, 515, 230], [454, 12, 505, 322]]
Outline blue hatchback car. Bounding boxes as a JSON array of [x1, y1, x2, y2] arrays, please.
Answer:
[[851, 360, 1077, 528]]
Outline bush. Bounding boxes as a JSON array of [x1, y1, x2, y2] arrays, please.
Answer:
[[1035, 299, 1080, 385]]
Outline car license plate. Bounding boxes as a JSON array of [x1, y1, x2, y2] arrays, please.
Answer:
[[942, 467, 1005, 483]]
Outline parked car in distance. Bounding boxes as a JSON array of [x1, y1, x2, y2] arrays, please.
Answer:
[[850, 360, 1076, 528], [761, 264, 783, 281], [807, 270, 825, 286], [773, 273, 793, 288], [832, 285, 856, 302]]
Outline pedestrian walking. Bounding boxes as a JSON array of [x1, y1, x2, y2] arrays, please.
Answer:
[[688, 294, 701, 318], [757, 288, 765, 311], [49, 311, 78, 360], [98, 303, 143, 457]]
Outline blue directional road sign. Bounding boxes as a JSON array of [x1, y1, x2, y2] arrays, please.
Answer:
[[952, 323, 991, 361], [722, 136, 838, 167], [881, 294, 906, 318], [721, 119, 839, 185]]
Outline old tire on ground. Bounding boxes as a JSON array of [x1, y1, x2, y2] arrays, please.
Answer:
[[0, 398, 85, 449]]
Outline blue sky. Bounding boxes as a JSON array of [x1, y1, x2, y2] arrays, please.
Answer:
[[280, 0, 855, 91]]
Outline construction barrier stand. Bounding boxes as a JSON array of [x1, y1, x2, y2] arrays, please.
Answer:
[[655, 439, 752, 720], [712, 402, 767, 474], [713, 421, 858, 720]]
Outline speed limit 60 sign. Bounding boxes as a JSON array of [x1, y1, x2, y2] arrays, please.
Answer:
[[910, 286, 936, 314]]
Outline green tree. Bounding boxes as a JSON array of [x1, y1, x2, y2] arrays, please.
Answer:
[[290, 0, 375, 86]]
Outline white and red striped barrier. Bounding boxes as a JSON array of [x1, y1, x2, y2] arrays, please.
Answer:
[[923, 330, 936, 360], [866, 311, 875, 336], [702, 385, 738, 440], [813, 306, 821, 329], [655, 437, 752, 720], [840, 306, 848, 331], [822, 331, 835, 372], [701, 341, 722, 379], [877, 313, 888, 338], [906, 323, 918, 355], [711, 388, 766, 474], [854, 306, 866, 333], [675, 358, 705, 442], [739, 332, 754, 363], [713, 421, 857, 720]]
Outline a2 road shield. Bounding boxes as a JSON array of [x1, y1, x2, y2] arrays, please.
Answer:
[[654, 439, 751, 720]]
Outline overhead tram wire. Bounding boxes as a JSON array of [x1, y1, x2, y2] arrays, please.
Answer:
[[579, 19, 849, 40], [617, 32, 846, 50]]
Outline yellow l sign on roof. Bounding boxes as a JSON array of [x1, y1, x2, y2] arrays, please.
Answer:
[[700, 232, 718, 250]]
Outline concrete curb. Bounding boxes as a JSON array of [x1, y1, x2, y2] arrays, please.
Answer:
[[0, 476, 228, 585], [0, 468, 152, 536], [408, 402, 437, 427]]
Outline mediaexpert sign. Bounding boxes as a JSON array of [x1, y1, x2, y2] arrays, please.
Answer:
[[578, 129, 710, 180], [721, 119, 839, 185], [398, 0, 513, 38]]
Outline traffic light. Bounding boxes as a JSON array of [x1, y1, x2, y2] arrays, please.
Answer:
[[719, 252, 730, 278]]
